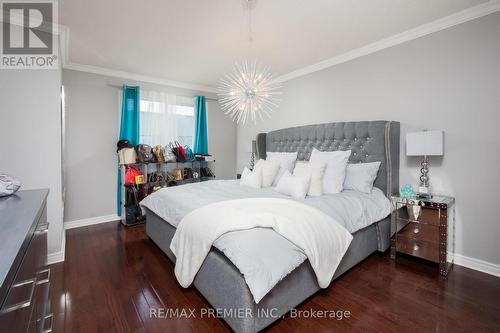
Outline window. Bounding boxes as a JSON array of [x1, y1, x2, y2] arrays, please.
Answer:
[[175, 104, 195, 147], [139, 92, 195, 147]]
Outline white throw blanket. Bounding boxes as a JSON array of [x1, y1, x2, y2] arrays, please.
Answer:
[[170, 198, 353, 302]]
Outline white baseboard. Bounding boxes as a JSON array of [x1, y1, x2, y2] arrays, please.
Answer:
[[46, 214, 119, 265], [64, 214, 120, 230], [47, 231, 66, 265], [452, 253, 500, 277]]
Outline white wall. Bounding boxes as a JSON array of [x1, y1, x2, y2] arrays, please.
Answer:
[[62, 69, 237, 222], [237, 12, 500, 266], [0, 67, 63, 257]]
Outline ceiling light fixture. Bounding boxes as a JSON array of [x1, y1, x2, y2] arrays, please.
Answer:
[[217, 0, 282, 125]]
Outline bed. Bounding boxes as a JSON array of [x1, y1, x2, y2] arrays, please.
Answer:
[[143, 120, 400, 332]]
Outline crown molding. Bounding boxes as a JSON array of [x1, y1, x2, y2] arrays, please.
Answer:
[[63, 62, 218, 93], [276, 0, 500, 83], [58, 22, 218, 93]]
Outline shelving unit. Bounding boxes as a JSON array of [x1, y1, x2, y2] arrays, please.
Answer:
[[120, 160, 215, 226]]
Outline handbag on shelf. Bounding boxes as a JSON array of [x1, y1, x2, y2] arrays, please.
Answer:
[[136, 144, 155, 163], [164, 145, 177, 162], [184, 146, 196, 162], [152, 145, 166, 163], [125, 166, 143, 185], [118, 148, 137, 165], [169, 141, 187, 162]]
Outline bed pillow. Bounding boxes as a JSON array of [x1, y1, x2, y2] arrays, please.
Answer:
[[266, 152, 298, 186], [343, 161, 381, 193], [293, 161, 327, 196], [274, 170, 310, 199], [309, 148, 351, 194], [240, 167, 262, 189], [254, 159, 281, 187]]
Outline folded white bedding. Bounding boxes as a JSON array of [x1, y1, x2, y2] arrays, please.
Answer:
[[140, 180, 391, 302], [170, 198, 353, 303]]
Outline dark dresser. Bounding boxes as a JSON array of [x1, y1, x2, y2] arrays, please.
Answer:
[[0, 189, 52, 333]]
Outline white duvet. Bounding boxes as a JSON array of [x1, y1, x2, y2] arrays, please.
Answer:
[[170, 198, 353, 303], [140, 180, 391, 303]]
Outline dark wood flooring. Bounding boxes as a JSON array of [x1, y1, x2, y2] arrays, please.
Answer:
[[48, 221, 500, 332]]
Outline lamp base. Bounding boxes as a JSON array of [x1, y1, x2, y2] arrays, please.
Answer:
[[417, 185, 432, 199], [249, 152, 255, 170], [418, 156, 432, 199]]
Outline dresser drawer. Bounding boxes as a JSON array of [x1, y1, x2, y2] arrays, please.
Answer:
[[397, 222, 438, 244], [396, 236, 439, 263], [28, 271, 51, 333], [0, 278, 37, 333], [0, 213, 49, 333], [14, 223, 48, 284]]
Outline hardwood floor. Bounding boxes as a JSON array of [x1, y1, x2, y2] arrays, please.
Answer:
[[48, 221, 500, 332]]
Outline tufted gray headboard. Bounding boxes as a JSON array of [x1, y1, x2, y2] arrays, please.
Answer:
[[255, 121, 400, 197]]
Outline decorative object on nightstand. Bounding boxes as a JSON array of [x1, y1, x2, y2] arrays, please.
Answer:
[[390, 195, 455, 276], [399, 184, 416, 198], [246, 140, 257, 170], [406, 130, 444, 199]]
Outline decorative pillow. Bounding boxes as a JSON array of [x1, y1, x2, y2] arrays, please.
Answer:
[[343, 162, 381, 194], [254, 159, 280, 187], [293, 161, 327, 196], [266, 152, 298, 186], [274, 170, 311, 199], [240, 167, 262, 189], [309, 148, 351, 194]]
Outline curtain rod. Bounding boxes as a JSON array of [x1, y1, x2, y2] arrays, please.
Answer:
[[106, 83, 218, 101]]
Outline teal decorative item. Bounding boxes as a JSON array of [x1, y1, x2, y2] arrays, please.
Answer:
[[400, 184, 415, 198]]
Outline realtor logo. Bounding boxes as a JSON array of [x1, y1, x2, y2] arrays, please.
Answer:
[[1, 0, 58, 69]]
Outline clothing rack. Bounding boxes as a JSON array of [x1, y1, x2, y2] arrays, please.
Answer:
[[107, 83, 218, 101]]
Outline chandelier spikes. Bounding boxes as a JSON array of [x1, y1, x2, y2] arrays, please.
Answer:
[[218, 60, 282, 125]]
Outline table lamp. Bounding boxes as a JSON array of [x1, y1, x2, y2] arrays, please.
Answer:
[[406, 130, 444, 198], [246, 140, 257, 169]]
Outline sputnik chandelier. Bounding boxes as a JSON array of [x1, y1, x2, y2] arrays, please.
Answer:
[[218, 0, 282, 125]]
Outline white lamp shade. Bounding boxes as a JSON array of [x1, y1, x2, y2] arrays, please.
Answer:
[[406, 130, 444, 156]]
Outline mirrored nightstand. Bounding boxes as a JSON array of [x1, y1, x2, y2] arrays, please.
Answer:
[[390, 195, 455, 276]]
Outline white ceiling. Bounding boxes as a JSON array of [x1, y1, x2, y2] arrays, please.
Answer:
[[60, 0, 488, 88]]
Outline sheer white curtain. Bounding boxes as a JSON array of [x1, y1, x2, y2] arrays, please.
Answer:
[[140, 90, 178, 146]]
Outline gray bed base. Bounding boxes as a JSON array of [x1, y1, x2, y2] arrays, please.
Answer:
[[146, 121, 399, 332], [146, 208, 390, 332]]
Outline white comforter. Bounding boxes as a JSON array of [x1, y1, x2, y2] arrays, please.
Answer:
[[140, 180, 391, 303], [170, 198, 353, 303]]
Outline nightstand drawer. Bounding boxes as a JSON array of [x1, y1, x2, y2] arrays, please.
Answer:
[[396, 236, 439, 263], [397, 206, 442, 226], [397, 222, 438, 244], [419, 207, 442, 226]]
